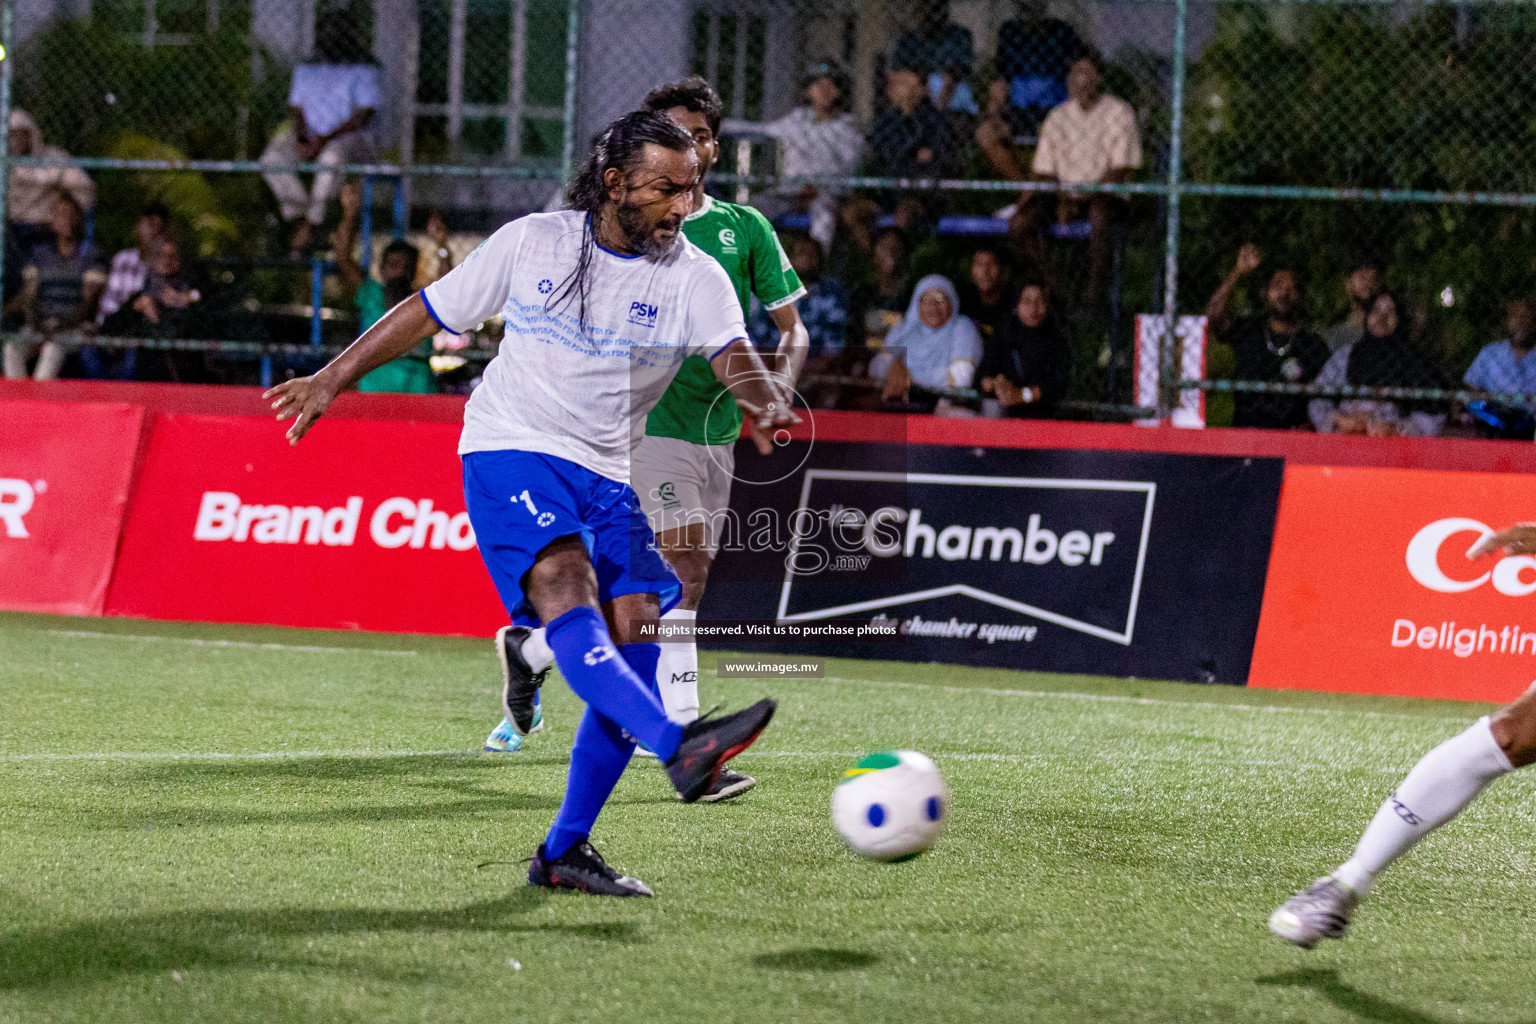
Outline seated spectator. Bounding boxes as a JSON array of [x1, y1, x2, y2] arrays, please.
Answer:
[[751, 62, 865, 253], [996, 1, 1087, 130], [1322, 257, 1385, 352], [867, 68, 957, 181], [959, 246, 1016, 346], [1464, 297, 1536, 398], [6, 109, 95, 255], [752, 234, 849, 358], [333, 181, 446, 393], [261, 10, 381, 256], [972, 78, 1033, 171], [1310, 293, 1446, 436], [95, 200, 170, 333], [103, 235, 219, 381], [1003, 54, 1142, 303], [851, 227, 913, 349], [978, 280, 1066, 417], [890, 0, 977, 116], [1204, 244, 1330, 429], [875, 274, 983, 407], [3, 191, 104, 380]]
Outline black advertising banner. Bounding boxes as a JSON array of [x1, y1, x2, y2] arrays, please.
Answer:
[[698, 440, 1284, 683]]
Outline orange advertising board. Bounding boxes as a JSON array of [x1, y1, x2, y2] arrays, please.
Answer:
[[1250, 465, 1536, 703]]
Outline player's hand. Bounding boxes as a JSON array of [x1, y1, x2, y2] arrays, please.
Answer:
[[737, 394, 800, 456], [1470, 523, 1536, 559], [264, 373, 339, 445]]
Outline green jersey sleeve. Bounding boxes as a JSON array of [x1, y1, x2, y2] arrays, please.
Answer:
[[744, 207, 806, 312]]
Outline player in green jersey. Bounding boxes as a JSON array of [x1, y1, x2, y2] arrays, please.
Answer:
[[485, 79, 809, 805]]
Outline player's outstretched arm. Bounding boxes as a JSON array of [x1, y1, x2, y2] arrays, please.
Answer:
[[263, 292, 438, 445], [712, 339, 801, 455], [1470, 523, 1536, 559], [767, 303, 810, 389]]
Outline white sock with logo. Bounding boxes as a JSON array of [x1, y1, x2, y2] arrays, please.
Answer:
[[1332, 716, 1513, 894], [520, 627, 556, 674], [656, 608, 700, 724]]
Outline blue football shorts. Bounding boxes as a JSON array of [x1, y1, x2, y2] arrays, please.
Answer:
[[462, 449, 681, 625]]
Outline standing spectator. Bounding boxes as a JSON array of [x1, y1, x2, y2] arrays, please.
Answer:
[[1204, 244, 1331, 429], [1463, 297, 1536, 398], [1003, 54, 1142, 303], [876, 274, 983, 405], [261, 10, 381, 256], [959, 246, 1015, 347], [867, 68, 957, 181], [979, 281, 1066, 416], [96, 201, 170, 327], [891, 0, 977, 115], [995, 1, 1087, 128], [1323, 257, 1386, 352], [750, 63, 865, 253], [1310, 293, 1446, 436], [6, 109, 95, 252], [332, 181, 448, 393], [3, 192, 104, 380]]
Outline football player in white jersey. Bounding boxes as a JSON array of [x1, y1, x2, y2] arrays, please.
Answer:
[[264, 110, 796, 896]]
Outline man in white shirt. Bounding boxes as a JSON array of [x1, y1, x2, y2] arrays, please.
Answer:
[[264, 110, 791, 898], [1004, 53, 1142, 303], [260, 11, 381, 255], [748, 63, 866, 252]]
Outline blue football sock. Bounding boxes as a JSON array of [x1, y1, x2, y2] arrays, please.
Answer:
[[544, 607, 682, 758], [543, 641, 676, 860]]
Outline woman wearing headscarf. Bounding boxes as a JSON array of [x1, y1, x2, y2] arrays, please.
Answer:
[[1308, 292, 1447, 436], [877, 273, 983, 409], [978, 280, 1066, 417]]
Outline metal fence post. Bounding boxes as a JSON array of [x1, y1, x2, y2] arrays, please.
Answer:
[[0, 0, 15, 299], [1159, 0, 1189, 421], [559, 0, 581, 186]]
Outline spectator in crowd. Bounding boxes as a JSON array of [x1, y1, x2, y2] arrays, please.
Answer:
[[995, 1, 1087, 130], [261, 10, 381, 257], [978, 280, 1066, 417], [332, 181, 450, 393], [1322, 257, 1386, 352], [972, 78, 1033, 172], [96, 201, 170, 328], [1464, 297, 1536, 397], [1000, 54, 1142, 303], [3, 191, 104, 380], [116, 235, 220, 383], [6, 109, 95, 253], [876, 274, 983, 407], [852, 226, 913, 348], [959, 246, 1016, 346], [867, 68, 956, 182], [751, 234, 851, 407], [1310, 292, 1446, 436], [1204, 244, 1330, 429], [890, 0, 978, 116], [752, 62, 865, 253]]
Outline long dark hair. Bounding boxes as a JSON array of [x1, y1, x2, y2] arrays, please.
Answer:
[[550, 109, 694, 329]]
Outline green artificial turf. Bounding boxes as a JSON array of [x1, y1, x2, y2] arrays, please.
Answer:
[[2, 610, 1535, 1023]]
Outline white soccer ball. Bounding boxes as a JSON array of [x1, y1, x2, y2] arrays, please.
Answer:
[[831, 749, 948, 861]]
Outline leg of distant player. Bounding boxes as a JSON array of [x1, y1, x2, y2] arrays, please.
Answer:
[[654, 520, 710, 723], [1271, 683, 1535, 947]]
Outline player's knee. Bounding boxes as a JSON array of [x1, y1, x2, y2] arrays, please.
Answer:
[[1490, 695, 1536, 767]]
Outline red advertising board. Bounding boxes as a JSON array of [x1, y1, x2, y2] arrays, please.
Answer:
[[0, 399, 145, 615], [105, 413, 507, 635], [1250, 465, 1536, 703]]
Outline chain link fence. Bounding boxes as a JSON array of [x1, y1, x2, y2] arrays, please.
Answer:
[[4, 0, 1536, 436]]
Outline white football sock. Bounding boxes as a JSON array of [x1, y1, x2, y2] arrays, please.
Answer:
[[656, 608, 700, 724], [520, 627, 556, 674], [1333, 716, 1514, 894]]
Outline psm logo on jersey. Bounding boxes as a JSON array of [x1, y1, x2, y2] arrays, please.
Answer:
[[626, 301, 659, 328], [537, 278, 553, 295], [718, 227, 738, 253], [583, 646, 615, 667]]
